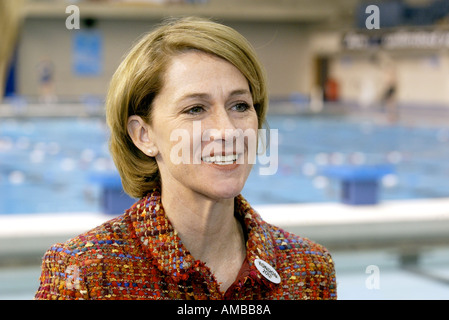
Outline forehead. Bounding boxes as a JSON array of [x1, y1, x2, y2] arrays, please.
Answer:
[[161, 51, 250, 98]]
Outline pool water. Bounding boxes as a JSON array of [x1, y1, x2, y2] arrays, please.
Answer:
[[1, 114, 448, 214], [0, 118, 112, 214], [244, 114, 449, 205]]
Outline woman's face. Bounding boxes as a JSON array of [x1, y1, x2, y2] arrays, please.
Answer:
[[149, 51, 259, 200]]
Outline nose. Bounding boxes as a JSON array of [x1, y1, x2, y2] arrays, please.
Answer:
[[203, 108, 239, 142], [201, 108, 244, 156]]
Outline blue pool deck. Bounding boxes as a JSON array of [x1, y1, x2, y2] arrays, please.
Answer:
[[1, 100, 449, 299]]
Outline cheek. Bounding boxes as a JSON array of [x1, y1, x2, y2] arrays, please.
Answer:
[[246, 116, 260, 161], [155, 122, 201, 165], [164, 131, 193, 165], [240, 114, 259, 141], [244, 110, 259, 130]]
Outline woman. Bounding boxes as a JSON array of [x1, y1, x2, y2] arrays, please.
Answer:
[[35, 17, 336, 300]]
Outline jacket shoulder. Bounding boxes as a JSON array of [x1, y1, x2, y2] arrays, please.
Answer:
[[267, 223, 337, 299], [268, 223, 331, 256], [51, 213, 130, 256], [35, 213, 132, 300]]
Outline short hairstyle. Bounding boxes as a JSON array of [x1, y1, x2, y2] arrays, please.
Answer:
[[106, 16, 269, 199]]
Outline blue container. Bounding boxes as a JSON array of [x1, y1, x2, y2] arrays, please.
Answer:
[[321, 165, 394, 205], [341, 179, 379, 205], [89, 172, 136, 215]]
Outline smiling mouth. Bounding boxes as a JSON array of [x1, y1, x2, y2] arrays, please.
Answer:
[[201, 154, 240, 165]]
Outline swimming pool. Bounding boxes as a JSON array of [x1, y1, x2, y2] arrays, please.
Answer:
[[0, 113, 448, 214], [244, 113, 449, 205]]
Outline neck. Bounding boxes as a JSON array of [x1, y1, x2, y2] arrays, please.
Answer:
[[161, 182, 242, 258], [160, 182, 246, 291]]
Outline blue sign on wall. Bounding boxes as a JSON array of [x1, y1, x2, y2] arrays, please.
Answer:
[[72, 30, 103, 76]]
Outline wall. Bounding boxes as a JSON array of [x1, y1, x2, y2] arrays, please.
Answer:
[[18, 15, 449, 109], [228, 21, 312, 98], [396, 53, 449, 106], [17, 17, 312, 100], [330, 50, 449, 108], [18, 18, 156, 99], [301, 28, 449, 109]]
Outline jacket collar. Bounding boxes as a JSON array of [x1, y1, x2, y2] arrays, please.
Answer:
[[127, 187, 278, 288]]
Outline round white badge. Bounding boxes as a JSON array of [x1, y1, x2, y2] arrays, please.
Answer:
[[254, 258, 281, 284]]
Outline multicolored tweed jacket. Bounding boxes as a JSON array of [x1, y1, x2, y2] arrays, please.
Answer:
[[35, 188, 337, 300]]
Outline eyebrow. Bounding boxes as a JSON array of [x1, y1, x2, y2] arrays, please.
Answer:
[[177, 89, 251, 103]]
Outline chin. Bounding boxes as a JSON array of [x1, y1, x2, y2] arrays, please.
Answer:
[[195, 163, 252, 201], [202, 180, 246, 201]]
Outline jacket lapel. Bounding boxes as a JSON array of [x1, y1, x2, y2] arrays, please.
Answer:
[[128, 188, 279, 290]]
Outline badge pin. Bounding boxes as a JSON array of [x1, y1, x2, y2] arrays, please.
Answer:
[[254, 258, 281, 284]]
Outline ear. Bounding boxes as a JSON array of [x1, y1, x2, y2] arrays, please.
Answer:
[[127, 115, 159, 157]]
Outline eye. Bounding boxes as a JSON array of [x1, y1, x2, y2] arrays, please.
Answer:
[[185, 105, 205, 115], [232, 102, 251, 112]]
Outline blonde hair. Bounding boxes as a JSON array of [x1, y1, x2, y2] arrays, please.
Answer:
[[106, 17, 268, 199]]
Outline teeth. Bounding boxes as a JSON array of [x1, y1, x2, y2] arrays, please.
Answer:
[[202, 154, 239, 165]]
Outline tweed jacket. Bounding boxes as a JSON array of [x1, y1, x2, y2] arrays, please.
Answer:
[[35, 188, 337, 300]]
